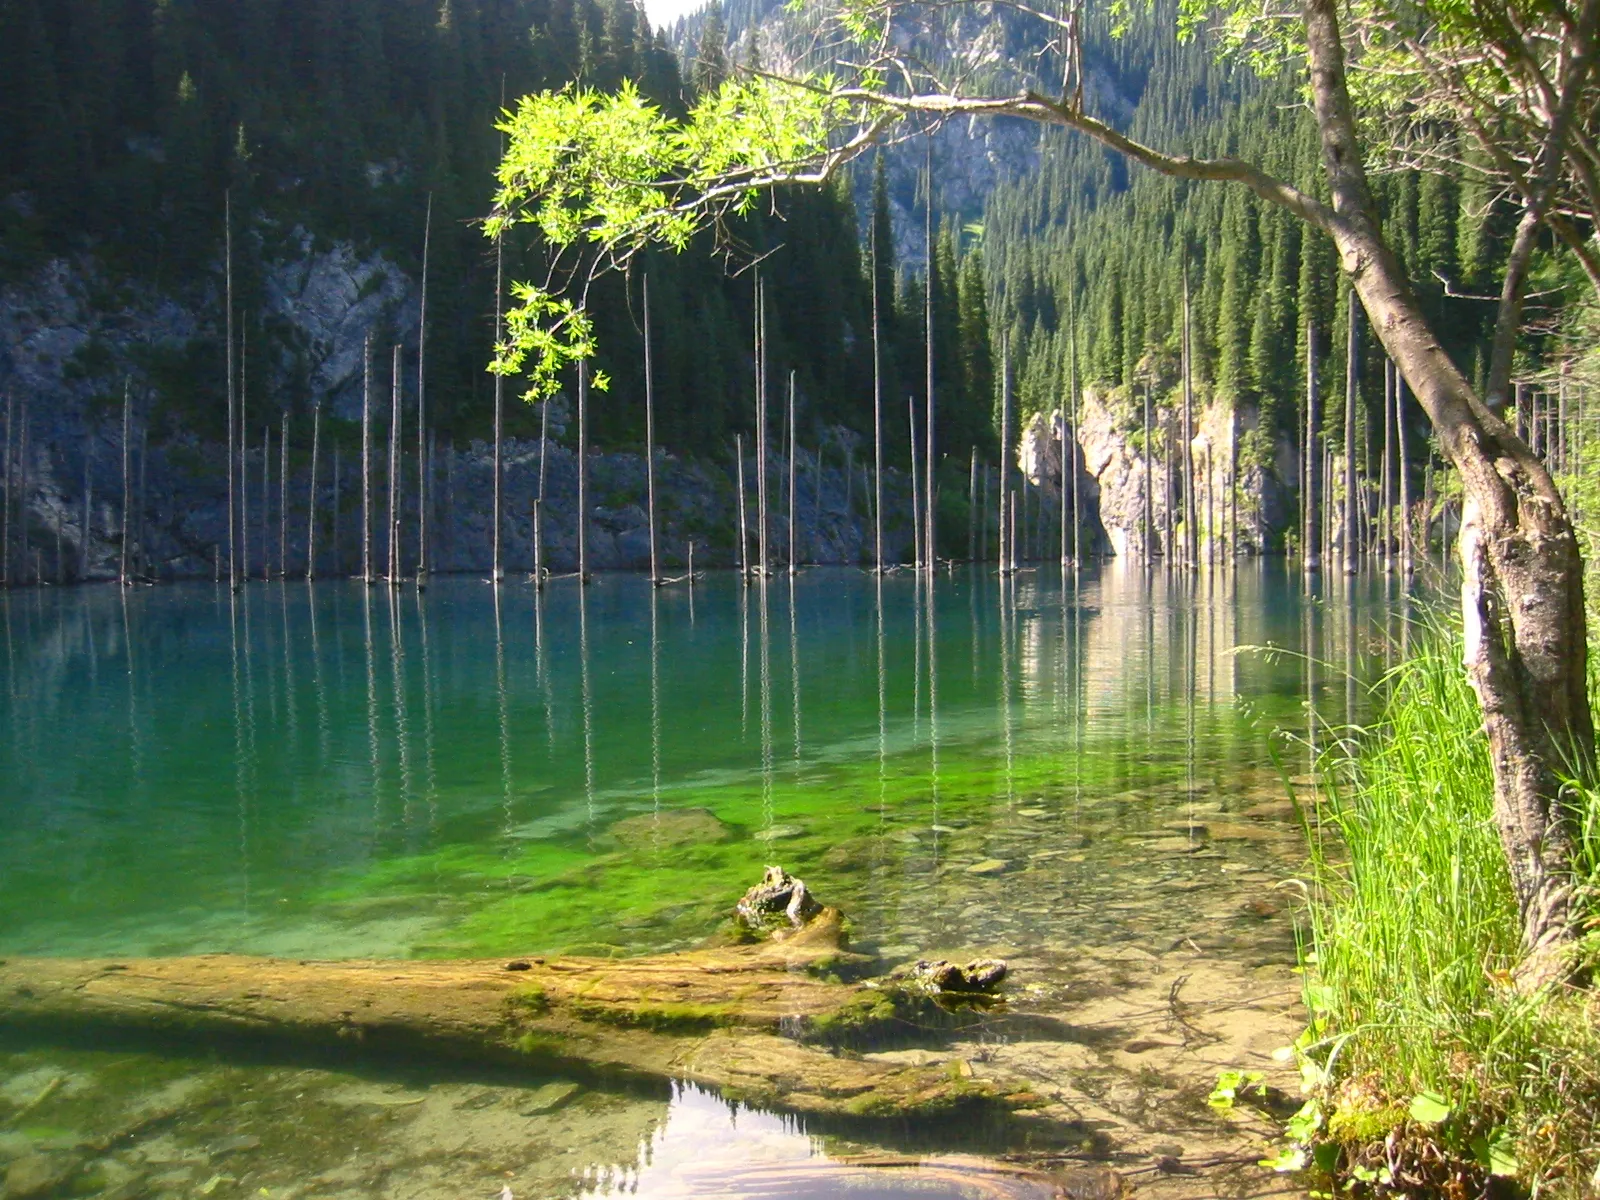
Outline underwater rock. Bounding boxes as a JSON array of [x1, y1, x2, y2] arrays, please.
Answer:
[[907, 960, 1009, 994], [735, 866, 821, 931], [2, 1152, 78, 1200], [606, 808, 729, 848], [965, 859, 1011, 876]]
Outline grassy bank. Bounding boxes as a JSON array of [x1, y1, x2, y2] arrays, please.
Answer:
[[1287, 628, 1600, 1196]]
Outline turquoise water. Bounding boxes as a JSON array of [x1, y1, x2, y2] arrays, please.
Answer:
[[1, 564, 1397, 961], [0, 563, 1413, 1199]]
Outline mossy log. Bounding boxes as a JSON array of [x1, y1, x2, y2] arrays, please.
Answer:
[[0, 909, 1031, 1121]]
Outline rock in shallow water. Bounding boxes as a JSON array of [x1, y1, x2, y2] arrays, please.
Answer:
[[907, 959, 1009, 994], [735, 865, 821, 930]]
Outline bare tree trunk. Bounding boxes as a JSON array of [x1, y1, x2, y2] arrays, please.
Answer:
[[388, 345, 402, 586], [980, 462, 990, 563], [1382, 360, 1395, 574], [307, 403, 321, 582], [2, 390, 11, 587], [81, 427, 91, 583], [756, 280, 769, 579], [137, 424, 148, 580], [909, 397, 922, 569], [1397, 375, 1412, 577], [1305, 320, 1320, 574], [1181, 262, 1196, 570], [1068, 283, 1081, 567], [788, 371, 798, 574], [261, 424, 270, 582], [1302, 0, 1594, 979], [362, 337, 373, 585], [871, 230, 884, 575], [1344, 296, 1359, 575], [15, 402, 26, 586], [226, 192, 238, 592], [969, 448, 978, 563], [332, 442, 341, 578], [737, 434, 749, 580], [644, 276, 660, 586], [1142, 384, 1153, 565], [241, 328, 250, 584], [577, 359, 589, 585], [120, 378, 131, 587], [492, 239, 505, 584], [417, 195, 432, 585], [999, 337, 1013, 575], [924, 141, 936, 574], [280, 411, 289, 579]]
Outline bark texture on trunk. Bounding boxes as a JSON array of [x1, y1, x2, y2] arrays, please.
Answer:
[[1302, 0, 1593, 983]]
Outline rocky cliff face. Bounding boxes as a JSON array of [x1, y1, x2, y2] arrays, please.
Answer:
[[1014, 386, 1299, 560], [0, 250, 911, 585]]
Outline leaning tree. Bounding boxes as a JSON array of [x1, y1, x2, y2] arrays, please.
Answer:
[[488, 0, 1600, 985]]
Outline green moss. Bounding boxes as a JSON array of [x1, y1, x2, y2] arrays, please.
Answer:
[[568, 1000, 738, 1033], [512, 1031, 572, 1058], [504, 985, 550, 1017]]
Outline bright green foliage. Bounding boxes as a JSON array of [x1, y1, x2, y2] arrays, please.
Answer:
[[488, 73, 852, 399]]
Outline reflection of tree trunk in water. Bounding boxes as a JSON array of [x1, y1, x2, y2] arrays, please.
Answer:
[[226, 193, 238, 592], [494, 586, 511, 834], [651, 588, 662, 826], [759, 580, 774, 834], [789, 576, 801, 767], [415, 587, 437, 831], [387, 590, 412, 834], [736, 435, 749, 582], [280, 580, 299, 756], [228, 590, 249, 913], [926, 572, 940, 839], [309, 587, 329, 765], [362, 587, 381, 843], [579, 586, 596, 839]]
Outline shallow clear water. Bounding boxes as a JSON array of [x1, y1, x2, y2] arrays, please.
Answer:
[[0, 563, 1413, 1198]]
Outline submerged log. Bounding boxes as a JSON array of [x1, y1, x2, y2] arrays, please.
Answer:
[[0, 903, 1033, 1123]]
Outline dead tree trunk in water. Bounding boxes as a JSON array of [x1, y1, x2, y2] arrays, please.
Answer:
[[871, 239, 885, 575], [2, 390, 12, 586], [119, 378, 131, 587], [998, 337, 1013, 575], [736, 434, 749, 581], [417, 195, 432, 586], [362, 337, 373, 586], [923, 140, 936, 574], [492, 238, 505, 584], [388, 345, 402, 586], [279, 412, 289, 579], [1181, 262, 1196, 571], [644, 276, 660, 586], [577, 358, 590, 585], [307, 404, 321, 582], [225, 193, 238, 592], [1305, 321, 1320, 574], [788, 371, 798, 575], [1344, 296, 1359, 576]]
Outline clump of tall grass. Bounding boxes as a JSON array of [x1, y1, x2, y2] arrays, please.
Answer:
[[1295, 624, 1600, 1196]]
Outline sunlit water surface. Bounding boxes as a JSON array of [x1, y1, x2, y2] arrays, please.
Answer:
[[0, 564, 1415, 1198]]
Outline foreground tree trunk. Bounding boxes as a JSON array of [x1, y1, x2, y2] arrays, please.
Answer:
[[1300, 0, 1593, 984]]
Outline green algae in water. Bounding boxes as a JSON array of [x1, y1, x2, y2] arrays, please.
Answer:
[[0, 564, 1400, 961]]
